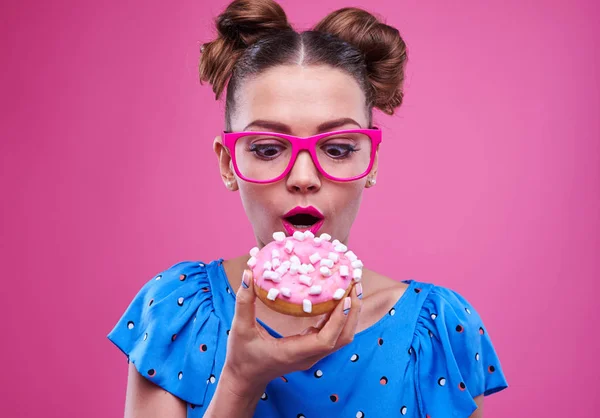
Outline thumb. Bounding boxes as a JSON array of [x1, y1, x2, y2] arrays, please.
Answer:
[[233, 269, 257, 329]]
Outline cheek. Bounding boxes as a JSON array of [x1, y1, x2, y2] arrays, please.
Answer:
[[238, 185, 282, 224], [239, 185, 269, 213], [330, 184, 364, 218]]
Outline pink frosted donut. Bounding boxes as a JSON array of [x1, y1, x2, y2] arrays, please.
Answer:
[[247, 231, 363, 317]]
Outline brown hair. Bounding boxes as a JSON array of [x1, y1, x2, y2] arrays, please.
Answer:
[[199, 0, 408, 130]]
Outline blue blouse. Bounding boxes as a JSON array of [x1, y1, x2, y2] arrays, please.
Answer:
[[107, 259, 507, 417]]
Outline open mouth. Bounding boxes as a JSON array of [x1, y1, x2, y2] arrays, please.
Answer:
[[282, 206, 325, 235], [285, 213, 321, 228]]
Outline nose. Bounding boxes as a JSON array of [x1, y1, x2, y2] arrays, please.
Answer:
[[286, 151, 321, 194]]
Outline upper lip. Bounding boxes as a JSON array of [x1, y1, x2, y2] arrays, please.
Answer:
[[283, 205, 324, 220]]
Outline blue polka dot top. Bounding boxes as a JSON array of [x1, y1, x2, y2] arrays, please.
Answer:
[[107, 259, 508, 417]]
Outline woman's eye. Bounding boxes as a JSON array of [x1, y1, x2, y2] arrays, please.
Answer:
[[249, 143, 284, 158], [323, 144, 357, 158]]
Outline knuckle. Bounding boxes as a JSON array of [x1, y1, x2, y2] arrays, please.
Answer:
[[236, 292, 251, 306]]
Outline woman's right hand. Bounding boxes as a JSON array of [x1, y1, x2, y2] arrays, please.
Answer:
[[221, 268, 363, 398]]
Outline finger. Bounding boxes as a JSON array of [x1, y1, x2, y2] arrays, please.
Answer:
[[314, 311, 332, 330], [232, 269, 257, 330], [303, 286, 362, 364], [299, 326, 320, 336], [317, 294, 353, 347], [335, 283, 363, 346], [291, 295, 350, 358]]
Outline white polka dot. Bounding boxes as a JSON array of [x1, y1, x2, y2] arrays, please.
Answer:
[[465, 308, 471, 314], [401, 406, 407, 415], [389, 308, 396, 316], [178, 297, 184, 305], [209, 375, 216, 384], [475, 353, 480, 361], [199, 263, 205, 267], [178, 371, 183, 380], [261, 392, 267, 400], [356, 412, 365, 418], [428, 330, 434, 338], [315, 370, 323, 378], [350, 354, 359, 362], [438, 377, 446, 386], [143, 333, 148, 341], [127, 321, 134, 329], [431, 313, 437, 320], [155, 275, 161, 280]]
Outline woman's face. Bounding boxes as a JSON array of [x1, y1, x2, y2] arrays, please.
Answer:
[[214, 64, 378, 248]]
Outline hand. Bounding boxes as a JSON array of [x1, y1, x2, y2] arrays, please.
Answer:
[[221, 268, 362, 397]]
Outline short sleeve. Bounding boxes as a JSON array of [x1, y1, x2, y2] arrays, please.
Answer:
[[413, 286, 508, 417], [107, 261, 222, 407]]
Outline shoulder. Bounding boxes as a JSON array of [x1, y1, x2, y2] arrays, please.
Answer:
[[107, 259, 225, 407], [409, 280, 492, 350], [147, 260, 210, 288], [422, 283, 482, 323], [407, 281, 508, 417], [410, 280, 509, 403]]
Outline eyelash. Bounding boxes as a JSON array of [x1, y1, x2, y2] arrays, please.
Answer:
[[248, 143, 359, 160]]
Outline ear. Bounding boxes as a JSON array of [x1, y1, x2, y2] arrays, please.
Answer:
[[213, 136, 238, 191], [365, 144, 379, 188]]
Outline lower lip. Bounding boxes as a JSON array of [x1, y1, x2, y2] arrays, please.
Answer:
[[282, 219, 324, 236]]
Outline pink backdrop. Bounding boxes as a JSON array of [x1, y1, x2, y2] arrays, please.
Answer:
[[1, 0, 598, 416]]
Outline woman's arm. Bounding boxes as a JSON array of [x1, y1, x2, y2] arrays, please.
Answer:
[[469, 395, 484, 418], [124, 363, 187, 418], [203, 366, 263, 418]]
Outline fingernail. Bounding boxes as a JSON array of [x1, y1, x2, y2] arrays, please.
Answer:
[[242, 269, 250, 289], [356, 283, 363, 300], [343, 297, 351, 315]]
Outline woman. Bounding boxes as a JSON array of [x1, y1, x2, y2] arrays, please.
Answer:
[[107, 0, 508, 416]]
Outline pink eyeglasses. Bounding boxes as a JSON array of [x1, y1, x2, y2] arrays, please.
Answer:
[[222, 128, 382, 184]]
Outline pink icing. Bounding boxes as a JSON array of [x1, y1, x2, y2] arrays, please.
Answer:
[[252, 236, 356, 305]]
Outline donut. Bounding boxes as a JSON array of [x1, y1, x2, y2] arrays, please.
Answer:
[[247, 231, 363, 317]]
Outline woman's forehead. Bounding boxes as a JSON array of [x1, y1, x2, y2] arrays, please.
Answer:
[[232, 65, 368, 134]]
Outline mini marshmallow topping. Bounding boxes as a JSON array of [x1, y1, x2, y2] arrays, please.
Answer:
[[284, 240, 294, 253], [247, 256, 257, 268], [339, 265, 349, 277], [320, 233, 332, 241], [273, 231, 286, 242], [303, 299, 312, 313], [319, 258, 334, 268], [309, 252, 322, 264], [320, 266, 332, 277], [333, 288, 346, 300], [293, 231, 305, 241]]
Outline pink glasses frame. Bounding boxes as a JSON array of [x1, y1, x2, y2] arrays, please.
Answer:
[[222, 127, 382, 184]]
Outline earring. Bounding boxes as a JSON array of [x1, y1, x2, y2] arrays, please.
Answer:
[[226, 180, 233, 188], [368, 178, 377, 186]]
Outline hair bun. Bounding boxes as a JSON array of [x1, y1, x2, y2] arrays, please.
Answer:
[[314, 8, 408, 114], [200, 0, 293, 99]]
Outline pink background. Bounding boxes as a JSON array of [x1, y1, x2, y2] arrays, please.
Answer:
[[1, 0, 598, 416]]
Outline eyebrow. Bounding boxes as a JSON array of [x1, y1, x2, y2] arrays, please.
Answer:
[[242, 117, 363, 134]]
